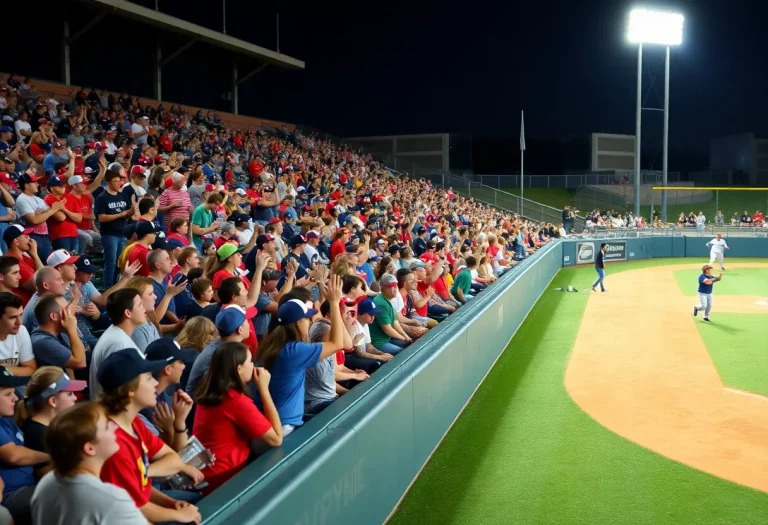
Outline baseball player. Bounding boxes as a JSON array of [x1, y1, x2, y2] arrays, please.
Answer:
[[706, 233, 729, 271], [693, 264, 722, 323]]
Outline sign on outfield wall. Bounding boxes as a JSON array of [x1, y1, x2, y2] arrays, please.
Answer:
[[604, 241, 627, 261], [576, 242, 595, 264]]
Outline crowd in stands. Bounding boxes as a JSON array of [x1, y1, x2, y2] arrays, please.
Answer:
[[578, 207, 767, 231], [0, 74, 560, 524]]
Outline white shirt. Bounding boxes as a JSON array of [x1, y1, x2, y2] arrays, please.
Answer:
[[0, 326, 34, 367], [304, 244, 320, 266], [390, 292, 405, 316], [131, 123, 148, 144], [237, 228, 253, 245], [697, 214, 706, 225], [708, 238, 728, 254], [14, 119, 31, 142]]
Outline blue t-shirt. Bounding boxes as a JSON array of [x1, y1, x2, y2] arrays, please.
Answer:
[[152, 277, 176, 321], [698, 274, 714, 294], [257, 342, 322, 426], [0, 417, 36, 495], [357, 263, 375, 286]]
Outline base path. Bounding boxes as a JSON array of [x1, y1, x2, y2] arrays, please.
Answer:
[[566, 263, 768, 493]]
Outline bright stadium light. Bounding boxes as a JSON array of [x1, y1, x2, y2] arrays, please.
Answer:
[[627, 9, 684, 46], [627, 8, 684, 223]]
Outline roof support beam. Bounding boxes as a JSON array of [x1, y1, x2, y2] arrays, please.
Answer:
[[69, 12, 107, 44], [160, 40, 196, 67]]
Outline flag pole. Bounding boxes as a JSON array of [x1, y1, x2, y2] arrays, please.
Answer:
[[520, 110, 525, 218]]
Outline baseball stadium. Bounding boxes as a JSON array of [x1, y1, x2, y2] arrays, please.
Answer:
[[2, 2, 768, 525]]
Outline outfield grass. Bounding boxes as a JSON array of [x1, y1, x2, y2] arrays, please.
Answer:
[[389, 257, 768, 525], [695, 313, 768, 397], [673, 267, 768, 297]]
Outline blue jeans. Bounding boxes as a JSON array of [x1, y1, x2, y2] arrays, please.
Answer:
[[428, 304, 453, 317], [102, 235, 126, 289], [30, 234, 52, 265], [593, 267, 606, 291], [379, 339, 407, 355], [53, 236, 79, 254]]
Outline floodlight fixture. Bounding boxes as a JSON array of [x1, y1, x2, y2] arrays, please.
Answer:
[[627, 8, 684, 46]]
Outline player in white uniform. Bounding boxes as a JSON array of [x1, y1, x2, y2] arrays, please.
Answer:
[[705, 233, 729, 271]]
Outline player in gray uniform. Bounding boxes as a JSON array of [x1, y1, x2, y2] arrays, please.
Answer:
[[706, 233, 729, 271], [693, 264, 722, 323]]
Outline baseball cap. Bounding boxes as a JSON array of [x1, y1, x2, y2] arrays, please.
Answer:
[[380, 273, 398, 288], [0, 126, 12, 134], [68, 175, 87, 186], [123, 223, 138, 240], [702, 264, 713, 271], [215, 306, 247, 336], [145, 338, 187, 363], [256, 234, 274, 249], [276, 299, 318, 326], [47, 249, 79, 268], [166, 238, 186, 249], [130, 165, 148, 177], [232, 213, 250, 225], [357, 299, 380, 317], [268, 217, 282, 225], [289, 234, 307, 248], [136, 221, 163, 239], [345, 243, 358, 253], [47, 176, 66, 187], [217, 243, 245, 261], [306, 231, 320, 240], [84, 166, 98, 175], [51, 139, 66, 149], [409, 260, 426, 269], [0, 172, 14, 184], [3, 224, 33, 246], [387, 245, 401, 255], [97, 349, 172, 392], [235, 188, 247, 196], [18, 172, 42, 186], [24, 372, 86, 407], [75, 255, 99, 274], [0, 366, 29, 388]]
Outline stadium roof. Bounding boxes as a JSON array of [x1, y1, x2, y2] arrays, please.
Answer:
[[80, 0, 305, 70]]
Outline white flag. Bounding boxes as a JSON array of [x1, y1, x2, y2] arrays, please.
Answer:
[[520, 110, 526, 151]]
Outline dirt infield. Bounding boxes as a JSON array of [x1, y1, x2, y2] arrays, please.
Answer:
[[565, 263, 768, 494]]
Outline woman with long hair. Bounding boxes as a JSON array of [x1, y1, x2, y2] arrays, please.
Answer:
[[256, 275, 346, 435], [15, 367, 86, 474], [192, 342, 282, 493]]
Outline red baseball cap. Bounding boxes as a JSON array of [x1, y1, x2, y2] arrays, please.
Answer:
[[0, 172, 13, 184], [268, 217, 281, 224]]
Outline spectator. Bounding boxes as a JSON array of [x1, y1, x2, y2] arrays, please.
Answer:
[[186, 277, 214, 319], [167, 218, 191, 248], [31, 401, 147, 524], [368, 274, 411, 354], [255, 275, 346, 435], [451, 256, 476, 304], [97, 349, 203, 524], [127, 221, 163, 277], [191, 193, 223, 253], [158, 171, 192, 233], [0, 366, 46, 524], [348, 298, 394, 367], [2, 226, 43, 306], [193, 342, 282, 492], [88, 288, 145, 399], [0, 292, 37, 377], [394, 269, 431, 339], [15, 366, 85, 470], [147, 249, 184, 332], [121, 166, 149, 203], [68, 175, 102, 255], [44, 175, 82, 253], [21, 265, 66, 334], [30, 294, 87, 371], [15, 173, 63, 264], [174, 317, 217, 391], [95, 170, 137, 288], [0, 256, 21, 296]]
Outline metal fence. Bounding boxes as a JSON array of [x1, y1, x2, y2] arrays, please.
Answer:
[[455, 171, 682, 189], [443, 174, 586, 231]]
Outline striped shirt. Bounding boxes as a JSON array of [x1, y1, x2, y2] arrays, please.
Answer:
[[158, 187, 192, 231]]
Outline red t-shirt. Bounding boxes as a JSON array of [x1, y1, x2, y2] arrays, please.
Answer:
[[158, 136, 172, 152], [330, 240, 345, 263], [432, 274, 450, 301], [415, 282, 430, 317], [166, 233, 189, 247], [43, 193, 78, 240], [193, 388, 272, 493], [6, 253, 35, 306], [127, 244, 151, 277], [66, 192, 94, 230], [100, 418, 165, 507]]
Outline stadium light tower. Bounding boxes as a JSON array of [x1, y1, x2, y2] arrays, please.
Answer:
[[627, 8, 684, 222]]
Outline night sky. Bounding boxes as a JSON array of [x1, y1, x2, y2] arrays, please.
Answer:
[[5, 0, 768, 173]]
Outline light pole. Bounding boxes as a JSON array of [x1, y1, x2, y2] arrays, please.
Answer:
[[627, 8, 684, 222]]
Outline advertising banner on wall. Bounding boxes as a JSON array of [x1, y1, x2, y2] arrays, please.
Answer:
[[576, 242, 595, 264], [604, 241, 627, 261]]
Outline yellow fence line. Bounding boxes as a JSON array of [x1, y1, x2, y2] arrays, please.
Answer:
[[651, 187, 768, 191]]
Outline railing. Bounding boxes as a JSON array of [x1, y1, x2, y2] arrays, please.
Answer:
[[574, 186, 632, 212], [443, 174, 586, 231], [446, 171, 681, 190]]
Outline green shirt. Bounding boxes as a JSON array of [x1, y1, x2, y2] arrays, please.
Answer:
[[451, 269, 472, 297], [191, 205, 213, 251], [369, 293, 396, 349]]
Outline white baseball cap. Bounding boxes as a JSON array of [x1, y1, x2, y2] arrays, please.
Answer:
[[68, 175, 85, 185], [47, 249, 79, 268]]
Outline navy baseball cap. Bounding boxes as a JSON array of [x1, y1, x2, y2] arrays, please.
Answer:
[[215, 306, 247, 336], [276, 299, 317, 326], [0, 366, 29, 388], [123, 223, 138, 240], [166, 238, 186, 249], [47, 175, 66, 187], [357, 299, 380, 317], [289, 234, 307, 248], [136, 221, 163, 239], [0, 126, 12, 134], [3, 224, 33, 246], [256, 234, 274, 249], [345, 243, 358, 253], [145, 338, 187, 363], [97, 349, 171, 392], [75, 255, 100, 274]]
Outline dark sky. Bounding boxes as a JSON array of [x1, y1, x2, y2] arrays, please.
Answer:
[[5, 0, 768, 168]]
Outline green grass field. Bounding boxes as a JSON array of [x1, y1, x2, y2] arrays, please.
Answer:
[[389, 258, 768, 525], [695, 313, 768, 397], [673, 267, 768, 297]]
